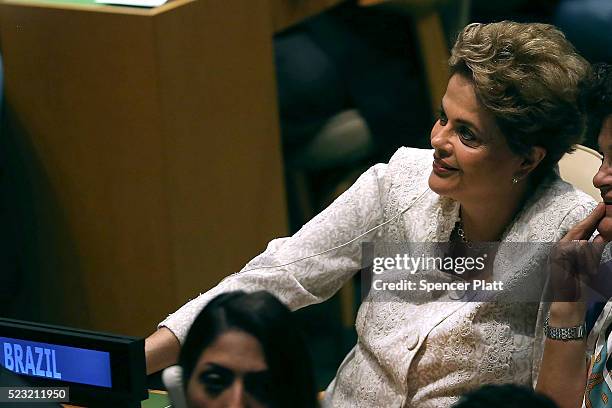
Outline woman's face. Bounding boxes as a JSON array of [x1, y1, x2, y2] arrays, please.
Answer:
[[428, 73, 526, 204], [187, 330, 271, 408], [593, 115, 612, 240]]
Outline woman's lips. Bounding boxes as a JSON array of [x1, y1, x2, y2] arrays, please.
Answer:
[[601, 193, 612, 210], [432, 159, 458, 176]]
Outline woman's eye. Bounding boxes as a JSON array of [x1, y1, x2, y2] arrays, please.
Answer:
[[437, 109, 448, 125], [458, 127, 478, 145], [200, 370, 233, 395]]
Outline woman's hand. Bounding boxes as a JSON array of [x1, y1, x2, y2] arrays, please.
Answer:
[[537, 205, 606, 408], [561, 203, 605, 243], [548, 204, 607, 307]]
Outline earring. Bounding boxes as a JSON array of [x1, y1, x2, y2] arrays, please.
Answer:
[[512, 177, 519, 184]]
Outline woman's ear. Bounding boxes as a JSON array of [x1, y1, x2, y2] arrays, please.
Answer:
[[516, 146, 547, 180]]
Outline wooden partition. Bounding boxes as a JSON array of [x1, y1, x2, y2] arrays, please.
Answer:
[[0, 0, 340, 336]]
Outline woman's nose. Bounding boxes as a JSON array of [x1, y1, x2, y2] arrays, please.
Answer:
[[593, 163, 612, 191], [430, 124, 452, 157], [225, 380, 247, 408]]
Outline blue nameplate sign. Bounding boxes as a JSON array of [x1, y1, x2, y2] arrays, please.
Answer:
[[0, 336, 112, 388], [0, 318, 146, 407]]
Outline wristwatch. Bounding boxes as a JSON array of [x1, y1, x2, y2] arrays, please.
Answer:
[[544, 315, 586, 341]]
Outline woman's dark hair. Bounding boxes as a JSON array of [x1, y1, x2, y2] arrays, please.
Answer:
[[178, 290, 318, 408], [581, 63, 612, 144], [452, 384, 558, 408]]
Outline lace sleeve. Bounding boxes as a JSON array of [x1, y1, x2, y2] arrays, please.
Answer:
[[158, 163, 389, 343]]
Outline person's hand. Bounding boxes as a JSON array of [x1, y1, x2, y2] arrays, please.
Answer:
[[560, 203, 605, 243], [547, 204, 608, 304], [546, 204, 607, 324], [596, 203, 612, 241]]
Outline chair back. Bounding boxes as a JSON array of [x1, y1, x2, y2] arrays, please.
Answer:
[[559, 144, 602, 201]]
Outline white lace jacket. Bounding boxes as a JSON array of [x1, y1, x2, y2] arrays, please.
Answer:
[[159, 147, 596, 407]]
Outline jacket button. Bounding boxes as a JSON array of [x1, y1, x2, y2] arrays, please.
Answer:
[[406, 333, 419, 350]]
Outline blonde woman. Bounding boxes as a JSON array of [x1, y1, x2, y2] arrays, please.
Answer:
[[148, 22, 596, 407]]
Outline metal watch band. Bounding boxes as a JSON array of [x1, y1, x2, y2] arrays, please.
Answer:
[[544, 315, 586, 341]]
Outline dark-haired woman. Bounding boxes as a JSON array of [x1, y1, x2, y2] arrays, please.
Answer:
[[536, 64, 612, 408], [166, 291, 318, 408]]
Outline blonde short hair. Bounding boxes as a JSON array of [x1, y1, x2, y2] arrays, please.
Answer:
[[449, 21, 590, 182]]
